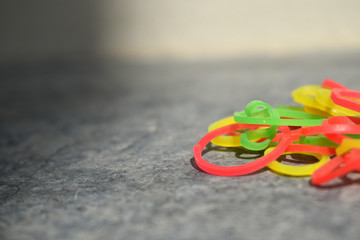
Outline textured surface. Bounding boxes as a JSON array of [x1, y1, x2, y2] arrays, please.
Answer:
[[1, 53, 360, 240]]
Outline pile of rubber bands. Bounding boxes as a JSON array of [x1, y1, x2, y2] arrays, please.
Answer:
[[193, 79, 360, 186]]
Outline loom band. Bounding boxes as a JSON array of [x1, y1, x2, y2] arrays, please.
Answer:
[[207, 116, 240, 147], [272, 127, 302, 142], [234, 111, 324, 126], [234, 100, 280, 150], [331, 88, 360, 113], [311, 149, 360, 185], [235, 102, 325, 126], [193, 123, 292, 176], [322, 78, 348, 90], [299, 135, 339, 147], [336, 138, 360, 155], [240, 125, 278, 151], [250, 105, 325, 120], [207, 116, 267, 147], [315, 88, 359, 116], [322, 116, 360, 144], [292, 85, 343, 116], [284, 144, 336, 155], [301, 124, 360, 136], [243, 100, 276, 118], [275, 106, 325, 120], [292, 85, 326, 110], [304, 106, 332, 118], [265, 146, 331, 177]]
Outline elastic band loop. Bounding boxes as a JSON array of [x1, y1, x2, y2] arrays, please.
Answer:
[[336, 138, 360, 155], [331, 88, 360, 113], [265, 145, 330, 177], [311, 149, 360, 185], [193, 123, 291, 176]]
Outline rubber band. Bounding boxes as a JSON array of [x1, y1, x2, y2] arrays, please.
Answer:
[[292, 85, 331, 113], [193, 123, 291, 176], [299, 135, 338, 147], [301, 123, 360, 136], [315, 87, 359, 116], [207, 116, 268, 147], [311, 149, 360, 185], [331, 88, 360, 113], [265, 145, 331, 177], [303, 106, 332, 118], [192, 79, 360, 187], [336, 138, 360, 155], [208, 116, 239, 147], [322, 78, 348, 90], [292, 85, 353, 116], [234, 100, 324, 126], [234, 100, 280, 150]]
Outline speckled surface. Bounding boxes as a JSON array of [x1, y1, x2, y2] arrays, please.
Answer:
[[1, 53, 360, 240]]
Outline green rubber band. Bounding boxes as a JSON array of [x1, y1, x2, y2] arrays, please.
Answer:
[[299, 135, 339, 147], [237, 100, 280, 151], [241, 125, 278, 151], [234, 102, 325, 126]]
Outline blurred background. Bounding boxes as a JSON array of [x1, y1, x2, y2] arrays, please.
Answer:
[[1, 0, 360, 63]]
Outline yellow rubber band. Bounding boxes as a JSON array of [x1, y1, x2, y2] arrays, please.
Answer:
[[336, 138, 360, 155], [303, 106, 332, 118], [208, 116, 266, 147], [265, 147, 330, 177], [292, 85, 352, 116], [208, 116, 240, 147], [316, 88, 359, 116]]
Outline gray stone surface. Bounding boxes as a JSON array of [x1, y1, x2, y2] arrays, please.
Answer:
[[1, 53, 360, 240]]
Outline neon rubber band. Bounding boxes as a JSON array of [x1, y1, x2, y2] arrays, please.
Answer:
[[235, 100, 280, 150], [207, 116, 267, 147], [299, 135, 338, 147], [322, 78, 348, 90], [311, 149, 360, 185], [285, 144, 336, 155], [315, 87, 359, 116], [193, 123, 291, 176], [321, 116, 360, 144], [303, 106, 332, 118], [292, 85, 351, 116], [208, 116, 239, 147], [331, 88, 360, 113], [234, 100, 324, 126], [336, 138, 360, 155], [265, 146, 330, 177]]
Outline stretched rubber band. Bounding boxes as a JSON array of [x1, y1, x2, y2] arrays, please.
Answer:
[[265, 145, 331, 177], [193, 123, 291, 176]]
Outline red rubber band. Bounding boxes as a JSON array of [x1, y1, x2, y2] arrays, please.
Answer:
[[193, 123, 291, 176], [301, 117, 360, 136], [331, 88, 360, 113], [322, 78, 348, 90], [285, 144, 336, 155], [311, 149, 360, 185]]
